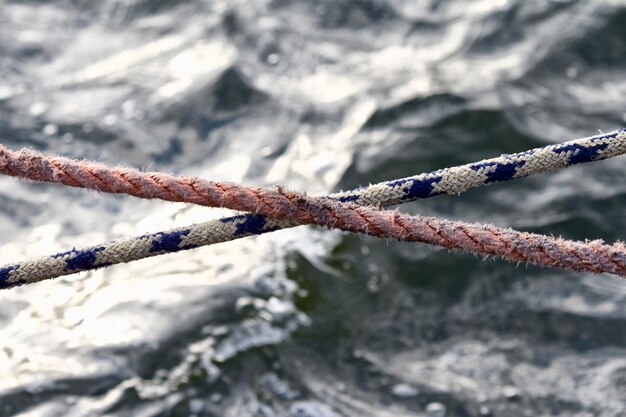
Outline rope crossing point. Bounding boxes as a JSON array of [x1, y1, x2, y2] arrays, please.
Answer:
[[0, 128, 625, 289]]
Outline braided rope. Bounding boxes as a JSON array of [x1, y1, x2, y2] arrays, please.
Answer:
[[2, 192, 626, 289], [0, 129, 625, 288], [1, 130, 625, 208]]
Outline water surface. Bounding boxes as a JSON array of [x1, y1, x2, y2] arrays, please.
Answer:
[[1, 1, 625, 416]]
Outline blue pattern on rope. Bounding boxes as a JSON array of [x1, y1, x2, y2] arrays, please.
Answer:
[[554, 143, 608, 164], [0, 265, 20, 289], [60, 246, 110, 272], [337, 194, 360, 203], [222, 214, 282, 237], [470, 160, 526, 183], [149, 229, 193, 253], [389, 175, 444, 200]]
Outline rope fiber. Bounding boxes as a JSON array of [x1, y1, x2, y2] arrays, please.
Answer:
[[0, 128, 625, 289]]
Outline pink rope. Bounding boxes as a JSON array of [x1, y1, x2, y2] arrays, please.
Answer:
[[1, 144, 626, 277]]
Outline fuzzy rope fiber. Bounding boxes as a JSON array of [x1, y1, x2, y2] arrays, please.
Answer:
[[0, 128, 625, 289]]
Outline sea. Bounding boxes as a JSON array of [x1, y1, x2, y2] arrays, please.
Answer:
[[0, 1, 625, 416]]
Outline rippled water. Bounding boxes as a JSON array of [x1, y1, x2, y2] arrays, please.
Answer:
[[1, 1, 626, 416]]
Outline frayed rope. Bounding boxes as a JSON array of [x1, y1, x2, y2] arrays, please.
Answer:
[[0, 128, 625, 289]]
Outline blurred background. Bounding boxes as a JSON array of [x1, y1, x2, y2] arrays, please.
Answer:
[[1, 1, 625, 416]]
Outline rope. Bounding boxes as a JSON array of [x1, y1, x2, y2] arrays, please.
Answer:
[[0, 129, 625, 288], [1, 130, 625, 209], [4, 209, 626, 289]]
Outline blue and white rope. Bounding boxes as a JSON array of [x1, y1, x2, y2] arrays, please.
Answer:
[[1, 128, 625, 289]]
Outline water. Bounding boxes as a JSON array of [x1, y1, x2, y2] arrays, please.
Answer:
[[1, 1, 625, 416]]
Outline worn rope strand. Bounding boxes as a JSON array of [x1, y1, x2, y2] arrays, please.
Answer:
[[0, 128, 625, 288], [1, 130, 625, 209], [2, 190, 626, 289]]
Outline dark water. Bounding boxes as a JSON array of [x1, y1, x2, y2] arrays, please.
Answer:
[[1, 1, 626, 416]]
